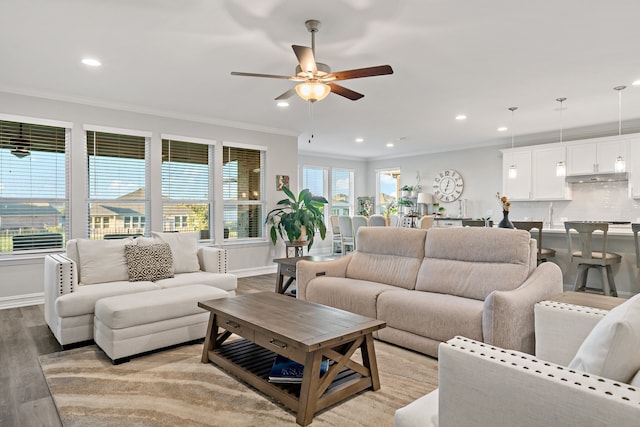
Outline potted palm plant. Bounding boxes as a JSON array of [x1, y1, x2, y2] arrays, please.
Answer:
[[265, 187, 328, 250]]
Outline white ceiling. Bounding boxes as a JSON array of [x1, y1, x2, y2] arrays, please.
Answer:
[[2, 0, 640, 160]]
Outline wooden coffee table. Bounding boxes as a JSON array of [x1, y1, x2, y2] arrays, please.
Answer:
[[199, 292, 386, 426]]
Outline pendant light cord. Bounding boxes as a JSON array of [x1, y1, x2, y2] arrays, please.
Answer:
[[614, 86, 626, 136]]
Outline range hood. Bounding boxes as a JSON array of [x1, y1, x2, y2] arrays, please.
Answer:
[[565, 172, 628, 183]]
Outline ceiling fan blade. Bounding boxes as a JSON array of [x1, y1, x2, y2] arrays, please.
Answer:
[[292, 45, 317, 75], [231, 71, 294, 80], [327, 83, 364, 101], [328, 65, 394, 81], [274, 88, 296, 101]]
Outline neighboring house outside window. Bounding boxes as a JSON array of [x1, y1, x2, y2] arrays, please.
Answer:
[[0, 118, 69, 253], [86, 127, 149, 240], [222, 144, 265, 240]]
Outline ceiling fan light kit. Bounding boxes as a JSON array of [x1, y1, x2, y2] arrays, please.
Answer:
[[231, 19, 393, 103]]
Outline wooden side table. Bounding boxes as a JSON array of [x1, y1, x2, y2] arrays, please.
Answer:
[[273, 255, 336, 294]]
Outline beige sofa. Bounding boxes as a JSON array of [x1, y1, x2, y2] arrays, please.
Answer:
[[44, 233, 237, 346], [297, 226, 563, 357]]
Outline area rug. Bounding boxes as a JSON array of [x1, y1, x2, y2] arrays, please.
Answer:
[[39, 340, 438, 427]]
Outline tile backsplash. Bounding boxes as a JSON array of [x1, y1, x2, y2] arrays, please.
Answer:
[[511, 181, 640, 225]]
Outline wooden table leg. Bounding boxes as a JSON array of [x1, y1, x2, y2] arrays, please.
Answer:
[[201, 313, 216, 363], [297, 350, 324, 426], [361, 333, 381, 390], [275, 264, 285, 293]]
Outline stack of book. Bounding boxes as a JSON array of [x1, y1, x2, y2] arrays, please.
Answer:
[[268, 354, 329, 383]]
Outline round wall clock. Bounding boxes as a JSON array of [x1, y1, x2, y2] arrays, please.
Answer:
[[432, 169, 464, 202]]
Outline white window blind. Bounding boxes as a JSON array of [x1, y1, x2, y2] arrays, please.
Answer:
[[87, 130, 148, 240], [302, 167, 327, 198], [0, 120, 68, 253], [222, 145, 264, 240], [162, 138, 211, 239], [331, 168, 353, 216]]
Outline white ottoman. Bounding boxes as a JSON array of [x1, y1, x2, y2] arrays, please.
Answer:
[[94, 284, 228, 363]]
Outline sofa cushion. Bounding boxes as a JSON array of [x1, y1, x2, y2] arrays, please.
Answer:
[[568, 293, 640, 383], [346, 227, 427, 290], [151, 231, 200, 274], [55, 281, 160, 317], [75, 238, 133, 285], [124, 243, 174, 282], [377, 290, 484, 343], [306, 276, 399, 319], [416, 228, 532, 300], [154, 271, 237, 293]]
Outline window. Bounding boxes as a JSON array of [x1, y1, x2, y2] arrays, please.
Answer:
[[0, 119, 68, 253], [222, 144, 264, 240], [302, 166, 327, 199], [162, 138, 211, 239], [86, 129, 148, 240], [331, 169, 354, 216], [376, 169, 401, 215]]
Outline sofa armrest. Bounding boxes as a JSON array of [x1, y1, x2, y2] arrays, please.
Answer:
[[197, 247, 228, 274], [296, 255, 352, 300], [437, 336, 640, 427], [534, 301, 608, 365], [44, 254, 78, 329], [482, 261, 563, 354]]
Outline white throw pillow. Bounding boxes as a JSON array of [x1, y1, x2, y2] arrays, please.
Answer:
[[76, 238, 132, 285], [151, 231, 200, 273], [568, 293, 640, 383]]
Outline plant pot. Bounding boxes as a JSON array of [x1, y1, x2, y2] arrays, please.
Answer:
[[410, 190, 418, 197], [291, 225, 308, 243]]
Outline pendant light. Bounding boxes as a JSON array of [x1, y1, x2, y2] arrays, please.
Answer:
[[555, 97, 567, 176], [508, 107, 518, 179], [614, 86, 626, 173]]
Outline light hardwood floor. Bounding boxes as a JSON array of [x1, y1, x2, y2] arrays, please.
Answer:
[[0, 273, 278, 427]]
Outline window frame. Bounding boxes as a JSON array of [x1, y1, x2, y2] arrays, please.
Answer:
[[0, 114, 72, 255], [221, 141, 266, 242], [376, 168, 401, 215]]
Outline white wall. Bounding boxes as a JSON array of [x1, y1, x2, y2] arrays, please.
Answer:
[[0, 91, 299, 305], [367, 145, 504, 219]]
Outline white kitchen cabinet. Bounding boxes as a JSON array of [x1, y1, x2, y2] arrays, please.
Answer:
[[629, 138, 640, 198], [502, 149, 532, 200], [567, 139, 627, 175], [532, 145, 571, 200]]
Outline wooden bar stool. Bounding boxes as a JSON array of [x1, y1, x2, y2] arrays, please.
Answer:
[[564, 221, 621, 297], [512, 221, 556, 265]]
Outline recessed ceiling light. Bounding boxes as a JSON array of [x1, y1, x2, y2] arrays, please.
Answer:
[[497, 126, 508, 132], [276, 101, 289, 107], [386, 142, 394, 148], [455, 115, 467, 120], [633, 80, 640, 86], [355, 137, 364, 143], [81, 58, 101, 67]]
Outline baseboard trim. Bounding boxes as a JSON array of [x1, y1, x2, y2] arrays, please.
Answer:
[[230, 265, 277, 278], [0, 292, 44, 310]]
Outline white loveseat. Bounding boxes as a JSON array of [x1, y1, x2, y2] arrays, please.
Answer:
[[395, 296, 640, 427], [44, 233, 237, 346]]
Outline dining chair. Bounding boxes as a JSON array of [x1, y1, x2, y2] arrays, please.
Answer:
[[564, 221, 621, 297], [351, 215, 369, 241], [462, 219, 493, 227], [369, 214, 386, 227], [512, 221, 556, 265], [388, 215, 400, 227], [418, 215, 435, 229], [338, 215, 355, 255], [632, 223, 640, 268], [330, 215, 341, 255]]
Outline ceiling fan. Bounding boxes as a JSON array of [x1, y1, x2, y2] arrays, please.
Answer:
[[231, 19, 394, 102]]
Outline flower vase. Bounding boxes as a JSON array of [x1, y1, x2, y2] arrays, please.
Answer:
[[498, 210, 514, 229]]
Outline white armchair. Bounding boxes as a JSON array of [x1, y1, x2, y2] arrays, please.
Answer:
[[395, 300, 640, 427]]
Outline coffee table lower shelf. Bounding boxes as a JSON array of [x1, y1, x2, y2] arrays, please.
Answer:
[[206, 338, 372, 419]]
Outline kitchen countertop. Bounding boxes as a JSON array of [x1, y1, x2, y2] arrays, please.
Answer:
[[542, 224, 637, 236]]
